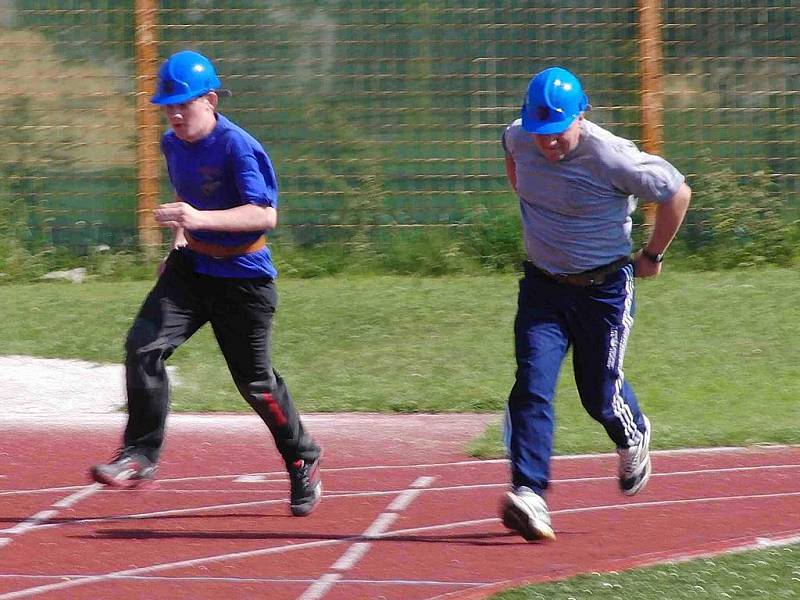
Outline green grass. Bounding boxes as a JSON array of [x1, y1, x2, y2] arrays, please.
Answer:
[[1, 269, 798, 454], [471, 268, 800, 456], [3, 269, 796, 595], [490, 543, 800, 599]]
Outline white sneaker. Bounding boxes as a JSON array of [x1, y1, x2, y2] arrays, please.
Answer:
[[618, 415, 652, 496], [500, 486, 556, 541]]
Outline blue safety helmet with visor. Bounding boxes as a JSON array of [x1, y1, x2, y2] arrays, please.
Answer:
[[151, 50, 231, 105], [521, 67, 589, 135]]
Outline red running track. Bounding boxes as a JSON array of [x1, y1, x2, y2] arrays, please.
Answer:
[[1, 413, 799, 599]]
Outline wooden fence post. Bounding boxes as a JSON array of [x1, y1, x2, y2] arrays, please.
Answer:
[[134, 0, 162, 256], [637, 0, 664, 227]]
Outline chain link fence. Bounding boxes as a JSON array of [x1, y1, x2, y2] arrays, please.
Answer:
[[0, 1, 797, 260]]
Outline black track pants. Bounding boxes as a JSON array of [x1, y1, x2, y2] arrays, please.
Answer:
[[122, 248, 321, 466]]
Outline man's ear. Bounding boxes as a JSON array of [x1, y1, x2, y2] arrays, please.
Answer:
[[206, 91, 219, 109]]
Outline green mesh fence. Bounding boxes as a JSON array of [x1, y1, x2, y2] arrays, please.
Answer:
[[1, 1, 797, 253]]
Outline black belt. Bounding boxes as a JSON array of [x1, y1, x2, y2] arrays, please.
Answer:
[[523, 256, 631, 287]]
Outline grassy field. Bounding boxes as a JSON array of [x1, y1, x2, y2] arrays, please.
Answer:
[[491, 543, 800, 599], [2, 269, 798, 596], [1, 269, 797, 454]]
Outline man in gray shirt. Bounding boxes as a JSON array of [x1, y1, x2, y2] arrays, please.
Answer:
[[500, 67, 691, 542]]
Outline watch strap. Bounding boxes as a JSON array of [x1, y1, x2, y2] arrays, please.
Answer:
[[641, 248, 665, 263]]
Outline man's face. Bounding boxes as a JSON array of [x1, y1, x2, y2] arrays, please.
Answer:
[[531, 116, 583, 162], [163, 93, 217, 142]]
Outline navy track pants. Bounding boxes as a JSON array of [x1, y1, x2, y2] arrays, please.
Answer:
[[506, 261, 647, 495]]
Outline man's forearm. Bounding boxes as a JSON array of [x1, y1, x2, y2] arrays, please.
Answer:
[[156, 200, 278, 233], [644, 183, 691, 254], [199, 204, 277, 232]]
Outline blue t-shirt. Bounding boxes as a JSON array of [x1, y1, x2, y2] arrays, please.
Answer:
[[161, 113, 278, 278], [502, 119, 685, 274]]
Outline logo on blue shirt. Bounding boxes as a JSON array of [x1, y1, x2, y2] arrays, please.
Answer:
[[199, 166, 223, 197]]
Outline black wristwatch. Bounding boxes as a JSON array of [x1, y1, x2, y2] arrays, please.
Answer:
[[641, 248, 665, 263]]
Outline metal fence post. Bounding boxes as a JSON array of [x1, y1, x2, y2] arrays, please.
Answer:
[[134, 0, 162, 256]]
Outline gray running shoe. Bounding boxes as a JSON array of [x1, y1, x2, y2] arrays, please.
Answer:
[[500, 486, 556, 541], [618, 415, 652, 496], [288, 456, 322, 517], [90, 448, 156, 488]]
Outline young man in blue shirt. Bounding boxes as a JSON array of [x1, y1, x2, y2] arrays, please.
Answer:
[[90, 51, 322, 517]]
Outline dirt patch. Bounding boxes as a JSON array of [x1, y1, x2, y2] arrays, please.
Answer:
[[0, 355, 126, 415]]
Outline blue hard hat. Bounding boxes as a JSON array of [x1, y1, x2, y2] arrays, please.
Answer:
[[151, 50, 229, 105], [520, 67, 589, 134]]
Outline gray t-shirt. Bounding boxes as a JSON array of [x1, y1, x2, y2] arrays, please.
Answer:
[[502, 118, 685, 274]]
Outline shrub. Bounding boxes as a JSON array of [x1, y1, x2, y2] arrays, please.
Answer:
[[676, 157, 798, 268], [460, 201, 525, 271]]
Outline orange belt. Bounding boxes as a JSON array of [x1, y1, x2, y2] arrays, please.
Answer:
[[185, 232, 267, 259]]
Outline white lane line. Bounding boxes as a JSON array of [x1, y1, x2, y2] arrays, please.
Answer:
[[388, 476, 435, 511], [0, 485, 94, 497], [368, 492, 800, 545], [21, 474, 800, 536], [21, 486, 479, 535], [25, 482, 466, 534], [5, 511, 58, 535], [362, 513, 397, 538], [0, 485, 102, 544], [599, 530, 800, 579], [233, 475, 278, 483], [331, 543, 371, 571], [0, 488, 290, 497], [651, 464, 800, 479], [3, 488, 797, 599], [27, 497, 294, 532], [552, 490, 800, 516], [52, 485, 99, 508], [369, 491, 800, 540], [336, 490, 800, 541], [754, 533, 800, 548], [0, 465, 453, 497], [2, 459, 798, 497], [0, 537, 346, 599], [0, 573, 490, 587], [298, 475, 436, 600], [298, 573, 341, 600]]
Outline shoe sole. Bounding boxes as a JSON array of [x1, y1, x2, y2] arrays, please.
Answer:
[[500, 492, 556, 541], [291, 482, 322, 517], [621, 417, 652, 496]]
